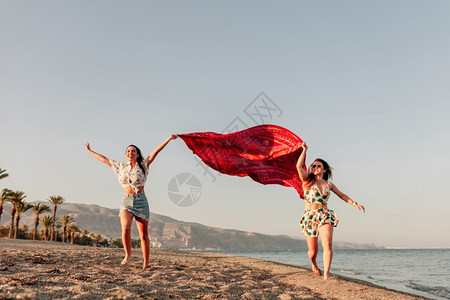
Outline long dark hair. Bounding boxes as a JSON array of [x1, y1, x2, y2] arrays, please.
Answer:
[[303, 158, 333, 190], [127, 145, 146, 174]]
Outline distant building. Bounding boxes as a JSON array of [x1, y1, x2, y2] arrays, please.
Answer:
[[150, 238, 162, 248]]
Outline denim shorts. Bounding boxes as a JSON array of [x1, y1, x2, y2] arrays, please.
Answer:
[[120, 192, 150, 220]]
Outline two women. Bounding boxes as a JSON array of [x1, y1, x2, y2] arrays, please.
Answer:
[[297, 144, 365, 280], [86, 132, 364, 278], [85, 135, 177, 269]]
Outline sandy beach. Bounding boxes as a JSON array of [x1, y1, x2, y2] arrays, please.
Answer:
[[0, 239, 426, 300]]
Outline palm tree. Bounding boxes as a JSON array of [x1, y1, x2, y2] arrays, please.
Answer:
[[0, 188, 12, 224], [0, 168, 8, 181], [47, 195, 65, 241], [14, 200, 32, 239], [60, 215, 75, 243], [6, 191, 26, 238], [31, 203, 50, 240], [54, 222, 63, 242], [79, 229, 92, 246], [67, 224, 80, 244], [40, 215, 54, 241], [0, 169, 11, 224]]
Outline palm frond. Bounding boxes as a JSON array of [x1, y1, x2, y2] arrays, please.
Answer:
[[0, 169, 9, 181]]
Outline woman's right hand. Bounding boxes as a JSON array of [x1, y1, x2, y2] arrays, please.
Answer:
[[297, 142, 308, 180], [85, 143, 111, 166]]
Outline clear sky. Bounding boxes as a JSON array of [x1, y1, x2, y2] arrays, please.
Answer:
[[1, 1, 449, 248]]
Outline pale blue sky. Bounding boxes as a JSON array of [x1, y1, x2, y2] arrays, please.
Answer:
[[1, 1, 449, 248]]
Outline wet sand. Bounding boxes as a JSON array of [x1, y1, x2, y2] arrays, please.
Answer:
[[0, 239, 426, 299]]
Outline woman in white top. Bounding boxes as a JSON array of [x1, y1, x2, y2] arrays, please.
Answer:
[[85, 135, 177, 269]]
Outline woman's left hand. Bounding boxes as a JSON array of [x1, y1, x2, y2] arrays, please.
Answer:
[[355, 204, 365, 213]]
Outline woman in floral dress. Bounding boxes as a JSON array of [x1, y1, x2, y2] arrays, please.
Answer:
[[296, 144, 365, 280]]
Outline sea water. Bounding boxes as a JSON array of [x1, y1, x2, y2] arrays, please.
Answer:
[[220, 249, 450, 300]]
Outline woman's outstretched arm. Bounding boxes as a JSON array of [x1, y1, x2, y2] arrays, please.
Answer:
[[146, 134, 178, 167], [329, 182, 365, 213], [85, 142, 111, 167], [296, 143, 308, 181]]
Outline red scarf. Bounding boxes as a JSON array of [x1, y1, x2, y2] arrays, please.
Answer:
[[179, 124, 306, 198]]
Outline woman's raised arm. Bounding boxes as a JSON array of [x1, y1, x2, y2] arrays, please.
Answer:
[[85, 142, 111, 167], [146, 134, 178, 167], [296, 143, 308, 181]]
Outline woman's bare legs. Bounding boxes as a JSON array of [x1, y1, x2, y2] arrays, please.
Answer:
[[135, 216, 150, 269], [319, 224, 334, 280], [305, 236, 321, 276], [119, 209, 134, 265]]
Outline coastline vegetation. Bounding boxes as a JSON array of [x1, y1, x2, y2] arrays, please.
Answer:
[[0, 167, 140, 248]]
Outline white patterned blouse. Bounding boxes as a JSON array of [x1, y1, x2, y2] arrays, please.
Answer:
[[109, 159, 148, 193]]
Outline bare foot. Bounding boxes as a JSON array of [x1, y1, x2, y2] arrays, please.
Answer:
[[323, 273, 329, 280], [312, 263, 321, 276], [142, 259, 148, 270], [121, 256, 130, 265]]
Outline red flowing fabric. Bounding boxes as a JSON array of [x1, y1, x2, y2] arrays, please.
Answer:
[[179, 124, 306, 198]]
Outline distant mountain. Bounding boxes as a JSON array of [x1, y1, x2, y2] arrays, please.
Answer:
[[0, 203, 379, 251]]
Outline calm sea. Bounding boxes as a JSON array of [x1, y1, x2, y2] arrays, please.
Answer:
[[219, 249, 450, 300]]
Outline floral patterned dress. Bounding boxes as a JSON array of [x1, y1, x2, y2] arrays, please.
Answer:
[[300, 182, 338, 237]]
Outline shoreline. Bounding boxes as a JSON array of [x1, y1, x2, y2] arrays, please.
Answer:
[[1, 239, 428, 299]]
